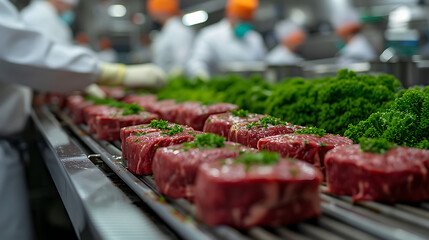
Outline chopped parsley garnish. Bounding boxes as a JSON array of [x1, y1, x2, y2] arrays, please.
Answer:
[[181, 148, 189, 152], [246, 116, 284, 129], [122, 103, 145, 116], [295, 127, 327, 137], [161, 124, 184, 136], [232, 109, 249, 117], [148, 120, 171, 130], [234, 151, 280, 169], [183, 133, 225, 149], [135, 132, 147, 137], [84, 96, 133, 110], [359, 138, 397, 155], [320, 143, 326, 147], [289, 168, 299, 176], [132, 139, 139, 143]]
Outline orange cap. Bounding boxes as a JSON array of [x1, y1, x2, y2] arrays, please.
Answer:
[[336, 22, 362, 39], [147, 0, 179, 15], [227, 0, 259, 21]]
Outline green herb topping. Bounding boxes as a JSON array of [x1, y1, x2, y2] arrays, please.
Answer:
[[246, 116, 284, 129], [295, 127, 327, 137], [135, 132, 147, 137], [320, 143, 326, 147], [234, 151, 280, 169], [122, 103, 145, 116], [183, 133, 226, 149], [359, 138, 397, 154], [132, 139, 139, 143], [148, 120, 171, 130], [232, 109, 249, 117], [161, 124, 184, 136]]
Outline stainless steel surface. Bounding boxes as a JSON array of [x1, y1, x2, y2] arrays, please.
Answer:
[[54, 108, 429, 240], [32, 107, 169, 240]]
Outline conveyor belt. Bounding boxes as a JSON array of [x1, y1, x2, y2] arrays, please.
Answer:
[[56, 110, 429, 240]]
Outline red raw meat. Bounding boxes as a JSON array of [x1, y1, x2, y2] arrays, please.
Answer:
[[258, 134, 353, 170], [229, 122, 302, 148], [325, 145, 429, 202], [66, 95, 93, 123], [153, 142, 256, 200], [120, 123, 193, 161], [125, 130, 196, 175], [96, 111, 158, 141], [150, 100, 180, 122], [203, 112, 267, 137], [122, 94, 157, 109], [175, 102, 239, 131], [195, 158, 322, 228]]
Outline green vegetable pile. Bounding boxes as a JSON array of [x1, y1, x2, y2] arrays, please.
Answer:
[[183, 133, 226, 149], [345, 87, 429, 149], [231, 109, 249, 117], [246, 116, 284, 129], [84, 97, 144, 116], [265, 70, 401, 134]]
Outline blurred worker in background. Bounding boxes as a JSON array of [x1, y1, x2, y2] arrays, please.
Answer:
[[0, 1, 167, 239], [331, 6, 376, 64], [147, 0, 194, 76], [21, 0, 78, 45], [97, 37, 118, 63], [266, 20, 306, 65], [75, 31, 91, 49], [187, 0, 266, 78]]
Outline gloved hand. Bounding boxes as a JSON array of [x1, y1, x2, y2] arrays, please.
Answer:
[[84, 84, 106, 99], [97, 63, 167, 90]]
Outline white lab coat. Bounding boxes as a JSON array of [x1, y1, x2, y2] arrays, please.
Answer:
[[152, 17, 194, 74], [337, 33, 377, 64], [187, 19, 266, 77], [97, 49, 118, 63], [0, 1, 99, 239], [21, 1, 73, 45], [266, 45, 303, 65]]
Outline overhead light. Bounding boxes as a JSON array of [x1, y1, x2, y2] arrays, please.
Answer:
[[182, 10, 208, 26], [108, 4, 127, 18], [389, 6, 411, 29]]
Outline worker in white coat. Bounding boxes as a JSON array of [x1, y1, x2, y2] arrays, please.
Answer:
[[186, 0, 266, 78], [21, 0, 78, 46], [147, 0, 194, 76], [266, 20, 306, 65], [331, 7, 376, 64], [0, 1, 166, 239]]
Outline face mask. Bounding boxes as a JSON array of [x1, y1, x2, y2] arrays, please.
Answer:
[[151, 21, 162, 31], [60, 10, 75, 25], [234, 22, 253, 39], [335, 39, 346, 50]]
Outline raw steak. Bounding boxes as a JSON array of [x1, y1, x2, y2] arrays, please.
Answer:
[[175, 102, 239, 131], [195, 158, 322, 228], [96, 111, 158, 141], [229, 122, 302, 148], [325, 145, 429, 202], [66, 95, 93, 123], [203, 112, 267, 137], [153, 142, 255, 199], [125, 130, 196, 175], [258, 134, 353, 169]]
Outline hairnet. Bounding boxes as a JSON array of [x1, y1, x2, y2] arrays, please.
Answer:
[[227, 0, 259, 21], [147, 0, 180, 15], [331, 7, 362, 36]]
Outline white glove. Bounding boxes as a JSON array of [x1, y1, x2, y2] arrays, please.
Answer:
[[97, 63, 167, 91], [123, 64, 167, 90], [84, 84, 106, 98]]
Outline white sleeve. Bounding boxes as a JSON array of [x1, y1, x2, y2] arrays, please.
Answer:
[[0, 0, 100, 93], [186, 31, 214, 78]]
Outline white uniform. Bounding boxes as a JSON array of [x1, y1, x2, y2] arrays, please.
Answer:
[[337, 33, 377, 64], [97, 49, 119, 63], [152, 17, 194, 74], [0, 1, 99, 239], [21, 0, 73, 45], [187, 19, 266, 77], [266, 45, 303, 65]]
